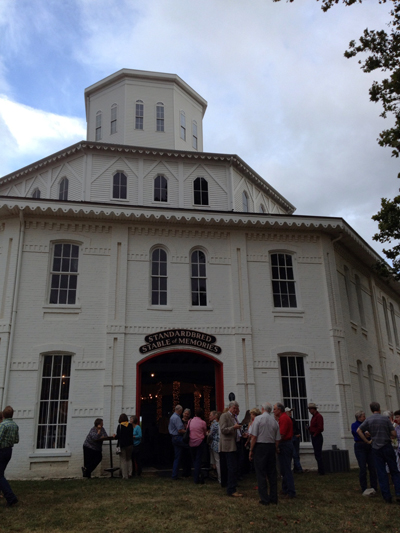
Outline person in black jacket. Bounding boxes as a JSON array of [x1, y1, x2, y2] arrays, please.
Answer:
[[285, 407, 303, 473], [116, 413, 133, 479]]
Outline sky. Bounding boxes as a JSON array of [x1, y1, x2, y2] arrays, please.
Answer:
[[0, 0, 398, 258]]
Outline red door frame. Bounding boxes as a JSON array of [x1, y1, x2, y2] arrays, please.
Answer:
[[136, 348, 224, 419]]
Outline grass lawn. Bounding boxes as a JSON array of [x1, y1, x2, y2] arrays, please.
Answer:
[[1, 470, 399, 532]]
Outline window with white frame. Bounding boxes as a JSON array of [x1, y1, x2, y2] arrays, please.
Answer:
[[154, 175, 168, 202], [113, 172, 127, 199], [343, 265, 355, 321], [193, 177, 208, 206], [367, 365, 376, 402], [355, 275, 366, 328], [180, 111, 186, 141], [49, 243, 79, 305], [390, 302, 399, 347], [357, 360, 367, 411], [156, 103, 164, 132], [111, 104, 117, 134], [191, 250, 207, 306], [271, 253, 297, 308], [151, 248, 167, 305], [59, 177, 69, 201], [242, 191, 249, 212], [280, 355, 310, 442], [192, 121, 198, 150], [136, 100, 144, 130], [37, 354, 71, 449], [383, 297, 392, 344], [95, 111, 102, 141], [32, 188, 41, 199]]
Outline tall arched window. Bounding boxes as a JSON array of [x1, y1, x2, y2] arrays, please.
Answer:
[[383, 297, 392, 344], [151, 248, 167, 305], [136, 100, 144, 130], [180, 111, 186, 140], [344, 265, 355, 321], [192, 121, 198, 149], [259, 204, 265, 213], [242, 191, 249, 212], [113, 172, 127, 199], [156, 102, 164, 132], [32, 188, 41, 199], [355, 275, 366, 328], [59, 177, 69, 201], [95, 111, 102, 141], [191, 250, 207, 306], [111, 104, 117, 134], [367, 365, 376, 402], [271, 253, 297, 308], [193, 177, 208, 206], [154, 175, 168, 202], [390, 303, 399, 347], [357, 360, 367, 410]]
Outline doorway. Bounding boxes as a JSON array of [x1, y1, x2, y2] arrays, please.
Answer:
[[136, 349, 223, 468]]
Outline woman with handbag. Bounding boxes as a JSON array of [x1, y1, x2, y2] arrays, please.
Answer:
[[116, 413, 133, 479], [189, 408, 208, 484]]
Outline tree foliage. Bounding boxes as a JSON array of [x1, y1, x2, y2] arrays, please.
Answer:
[[275, 0, 400, 277]]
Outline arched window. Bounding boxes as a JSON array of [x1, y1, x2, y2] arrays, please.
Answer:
[[395, 375, 400, 407], [154, 175, 168, 202], [32, 188, 41, 199], [156, 102, 164, 132], [192, 120, 198, 150], [111, 104, 117, 134], [95, 111, 102, 141], [271, 253, 297, 308], [180, 111, 186, 141], [367, 365, 376, 402], [136, 100, 144, 130], [242, 191, 249, 212], [357, 360, 367, 410], [383, 297, 392, 344], [191, 250, 207, 306], [151, 248, 167, 305], [355, 275, 366, 328], [113, 172, 127, 199], [193, 177, 208, 206], [59, 177, 69, 201], [390, 302, 399, 347], [259, 204, 265, 213]]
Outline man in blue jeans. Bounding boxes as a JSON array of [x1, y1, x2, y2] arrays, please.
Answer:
[[357, 401, 400, 503], [274, 402, 296, 499], [351, 409, 377, 495], [168, 405, 187, 480]]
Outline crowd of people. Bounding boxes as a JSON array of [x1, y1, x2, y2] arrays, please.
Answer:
[[1, 398, 400, 508]]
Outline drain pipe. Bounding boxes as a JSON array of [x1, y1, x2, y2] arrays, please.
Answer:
[[1, 210, 25, 409]]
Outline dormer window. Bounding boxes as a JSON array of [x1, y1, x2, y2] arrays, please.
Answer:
[[113, 172, 127, 200], [32, 188, 41, 199], [259, 204, 265, 213], [156, 103, 164, 132], [192, 121, 198, 150], [136, 100, 144, 130], [242, 191, 249, 212], [95, 111, 102, 141], [180, 111, 186, 141], [193, 177, 208, 206], [111, 104, 117, 134], [59, 178, 69, 201]]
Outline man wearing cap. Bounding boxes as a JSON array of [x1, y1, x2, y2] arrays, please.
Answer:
[[249, 402, 280, 505], [308, 402, 325, 475], [286, 407, 303, 473], [273, 402, 296, 499]]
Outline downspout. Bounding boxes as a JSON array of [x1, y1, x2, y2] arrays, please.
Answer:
[[1, 210, 25, 408]]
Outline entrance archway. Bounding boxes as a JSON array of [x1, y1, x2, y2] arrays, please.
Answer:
[[136, 349, 223, 467]]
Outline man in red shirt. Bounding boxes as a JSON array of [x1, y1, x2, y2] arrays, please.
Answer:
[[273, 402, 296, 498], [308, 402, 325, 475]]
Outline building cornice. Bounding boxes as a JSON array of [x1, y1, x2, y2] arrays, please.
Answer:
[[0, 142, 296, 214]]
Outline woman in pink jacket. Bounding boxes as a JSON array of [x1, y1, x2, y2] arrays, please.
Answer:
[[189, 408, 208, 484]]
